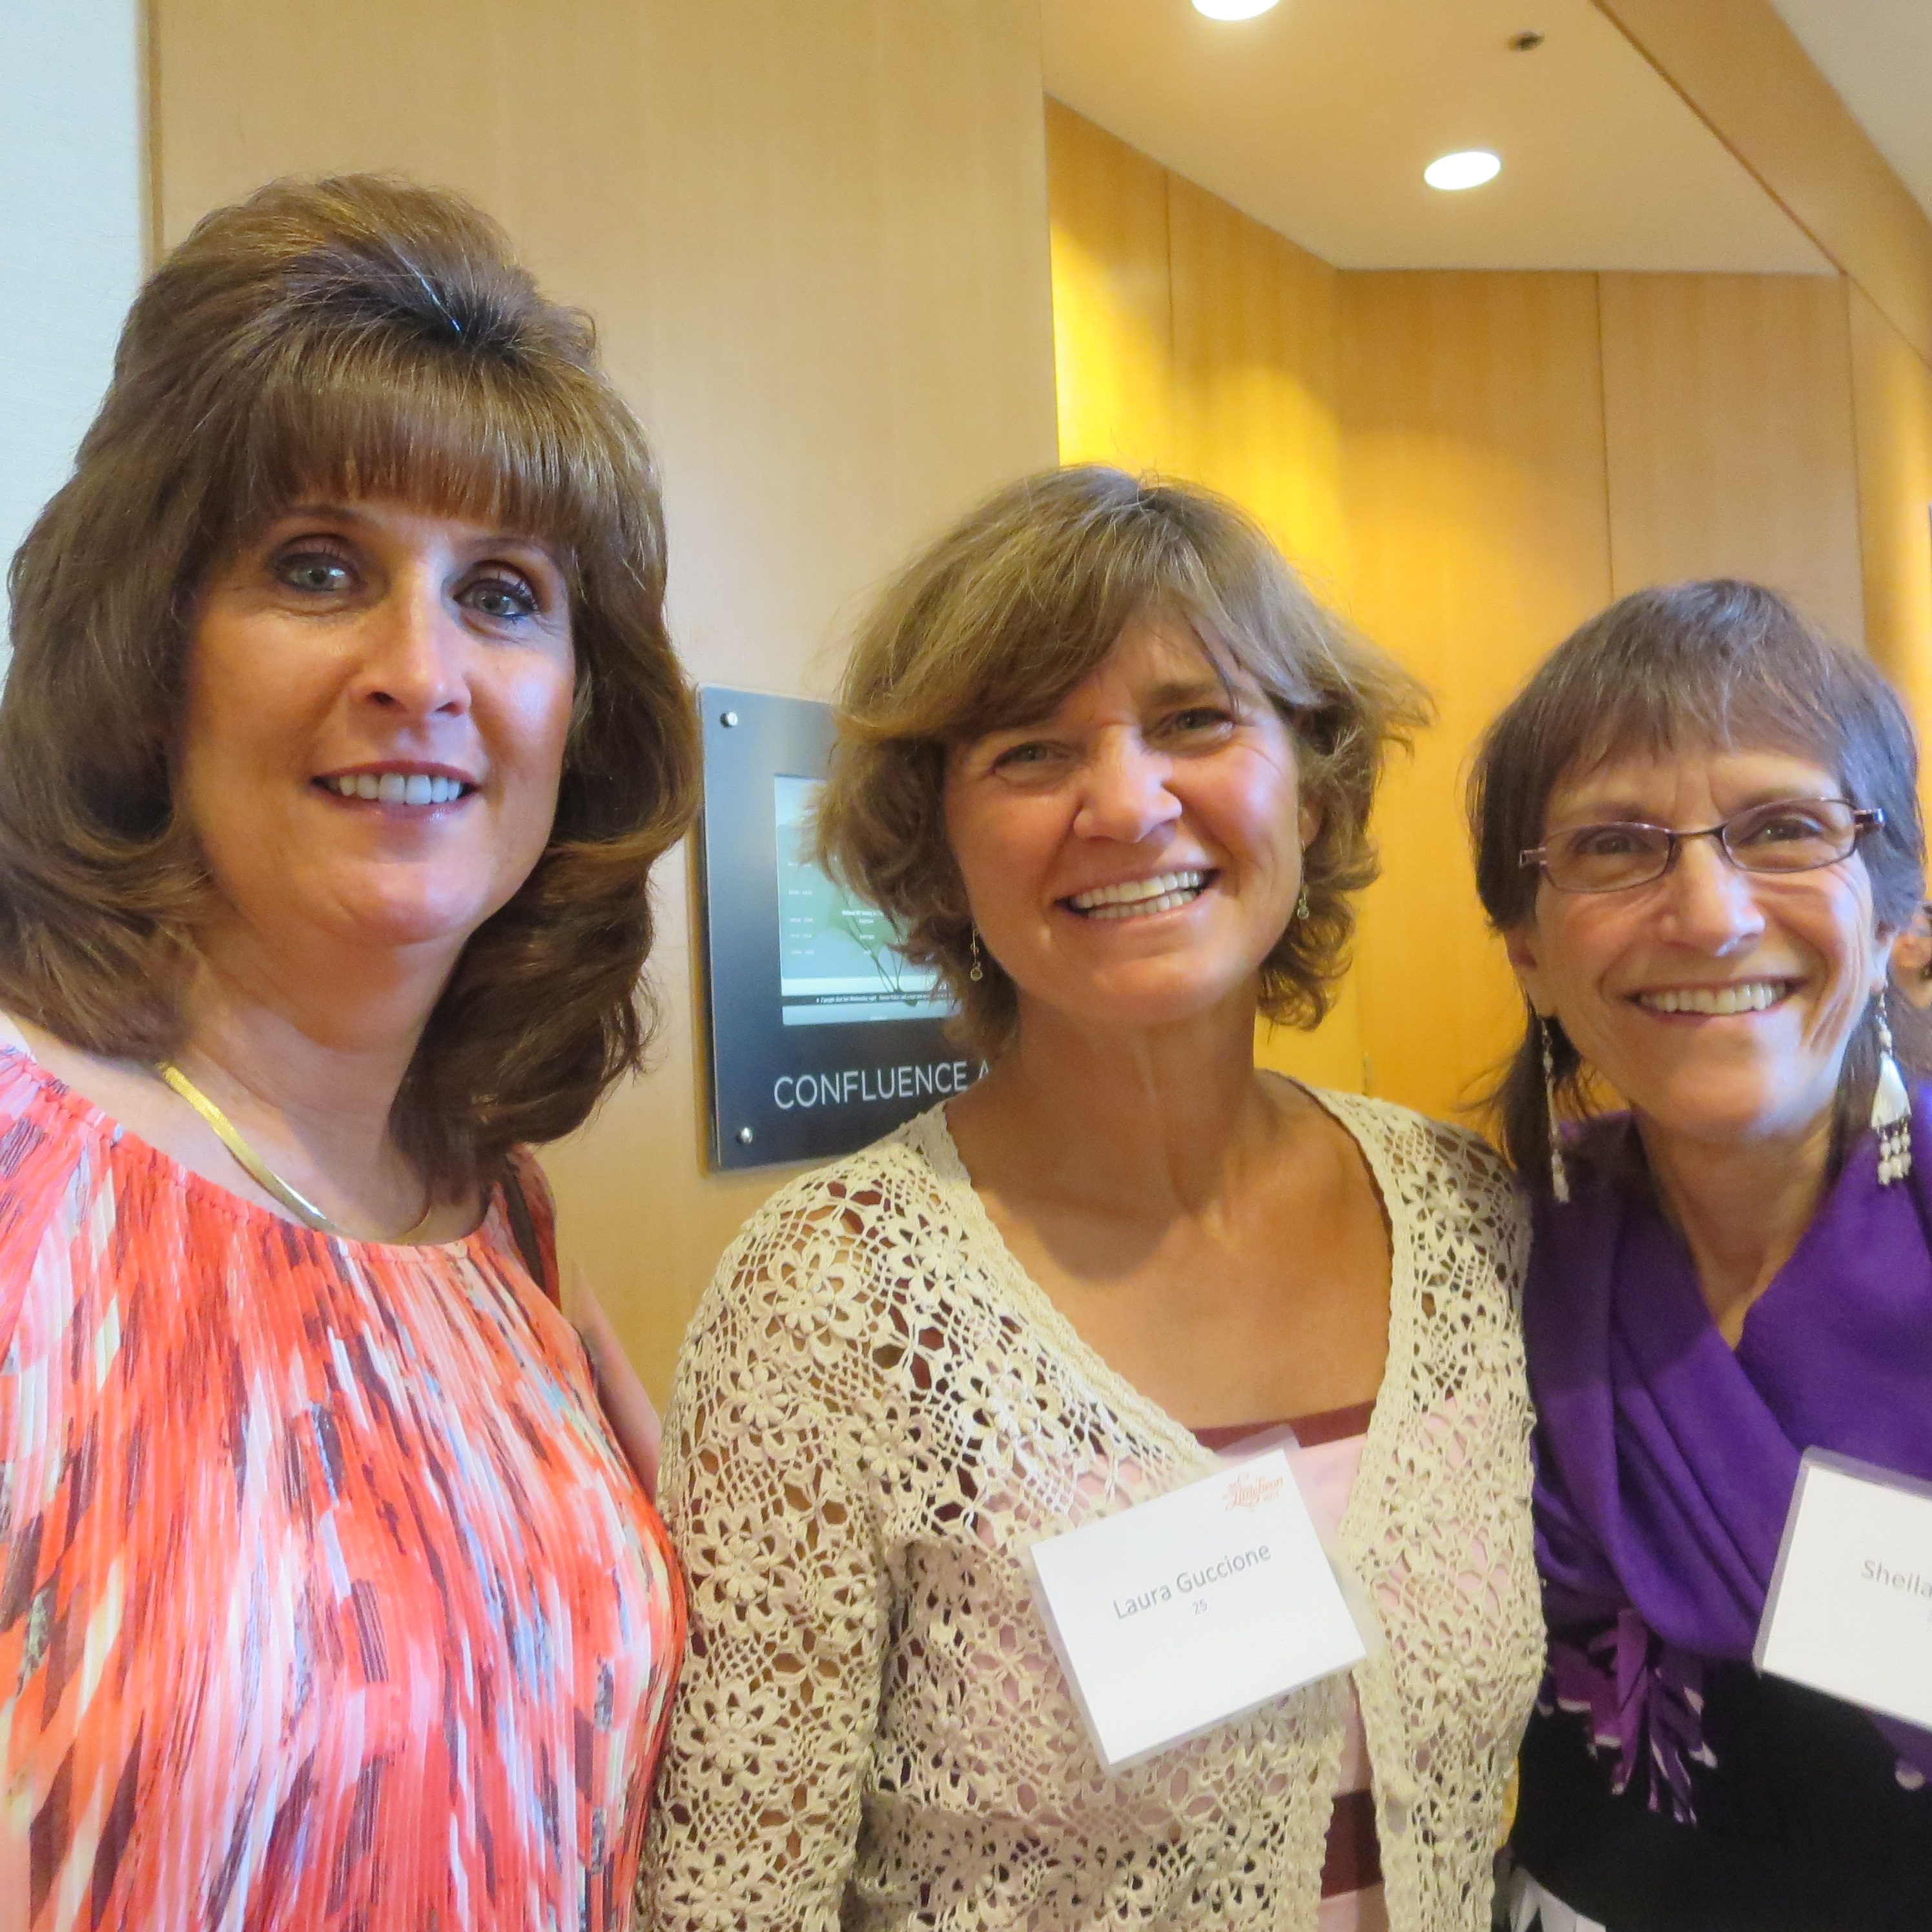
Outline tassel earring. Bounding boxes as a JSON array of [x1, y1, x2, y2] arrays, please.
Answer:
[[969, 927, 984, 983], [1874, 992, 1913, 1186], [1541, 1016, 1571, 1204]]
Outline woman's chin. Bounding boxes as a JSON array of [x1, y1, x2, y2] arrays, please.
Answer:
[[1634, 1087, 1836, 1155], [290, 881, 506, 959]]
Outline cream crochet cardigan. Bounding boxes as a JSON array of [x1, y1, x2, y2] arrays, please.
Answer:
[[642, 1089, 1541, 1931]]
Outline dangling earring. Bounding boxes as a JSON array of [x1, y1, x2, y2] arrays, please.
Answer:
[[969, 927, 984, 983], [1874, 991, 1913, 1186], [1541, 1016, 1571, 1204], [1295, 885, 1311, 922]]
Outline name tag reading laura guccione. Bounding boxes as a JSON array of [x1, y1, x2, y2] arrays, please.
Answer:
[[1025, 1448, 1368, 1771], [1755, 1448, 1932, 1730]]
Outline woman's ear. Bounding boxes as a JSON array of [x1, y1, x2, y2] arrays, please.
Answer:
[[1296, 790, 1323, 854], [1504, 922, 1556, 1019]]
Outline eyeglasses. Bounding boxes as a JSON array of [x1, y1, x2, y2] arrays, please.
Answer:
[[1521, 797, 1884, 895]]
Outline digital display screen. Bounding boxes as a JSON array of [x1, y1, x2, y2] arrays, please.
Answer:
[[774, 775, 951, 1027]]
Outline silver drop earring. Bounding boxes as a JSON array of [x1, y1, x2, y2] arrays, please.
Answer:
[[1541, 1016, 1571, 1204], [969, 927, 984, 983], [1874, 991, 1913, 1186], [1295, 885, 1311, 922]]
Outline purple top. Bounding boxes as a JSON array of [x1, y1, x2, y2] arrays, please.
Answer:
[[1526, 1083, 1932, 1810]]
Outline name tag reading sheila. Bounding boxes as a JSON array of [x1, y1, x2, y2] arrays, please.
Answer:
[[1755, 1448, 1932, 1730], [1025, 1447, 1367, 1771]]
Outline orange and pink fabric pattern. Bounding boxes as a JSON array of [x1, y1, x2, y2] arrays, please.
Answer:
[[0, 1047, 683, 1931]]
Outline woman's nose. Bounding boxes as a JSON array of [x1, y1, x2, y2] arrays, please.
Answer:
[[353, 575, 470, 717], [1073, 735, 1180, 844], [1657, 833, 1767, 947]]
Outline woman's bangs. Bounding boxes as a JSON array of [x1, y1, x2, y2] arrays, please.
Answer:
[[1565, 652, 1850, 793], [227, 344, 617, 564]]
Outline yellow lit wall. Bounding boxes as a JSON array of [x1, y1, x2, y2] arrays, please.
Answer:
[[1047, 103, 1903, 1125]]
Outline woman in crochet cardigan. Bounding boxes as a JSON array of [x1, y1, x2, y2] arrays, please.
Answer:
[[642, 467, 1543, 1932]]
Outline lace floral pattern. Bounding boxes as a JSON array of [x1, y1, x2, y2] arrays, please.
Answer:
[[641, 1092, 1542, 1931]]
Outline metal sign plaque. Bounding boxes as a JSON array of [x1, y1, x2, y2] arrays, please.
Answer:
[[694, 685, 976, 1171]]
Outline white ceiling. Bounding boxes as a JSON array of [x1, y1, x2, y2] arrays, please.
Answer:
[[1040, 0, 1835, 273], [1769, 0, 1932, 225]]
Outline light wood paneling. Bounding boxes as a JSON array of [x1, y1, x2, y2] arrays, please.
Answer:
[[1046, 107, 1366, 1091], [1594, 0, 1932, 369], [154, 0, 1059, 1397], [1599, 272, 1864, 642], [1850, 285, 1932, 815], [1045, 98, 1177, 470], [1341, 272, 1614, 1122], [1163, 177, 1363, 1091], [1167, 174, 1346, 599]]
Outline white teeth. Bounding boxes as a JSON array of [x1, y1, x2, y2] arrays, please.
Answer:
[[328, 773, 467, 804], [1638, 981, 1789, 1016], [1068, 869, 1209, 917]]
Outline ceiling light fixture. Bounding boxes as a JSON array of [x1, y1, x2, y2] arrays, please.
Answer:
[[1424, 150, 1503, 191], [1192, 0, 1280, 20]]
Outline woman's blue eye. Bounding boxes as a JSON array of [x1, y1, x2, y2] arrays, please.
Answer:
[[281, 553, 351, 594], [466, 575, 539, 621]]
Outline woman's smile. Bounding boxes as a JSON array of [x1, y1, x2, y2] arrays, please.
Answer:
[[1060, 867, 1220, 921], [1628, 978, 1801, 1018], [314, 763, 479, 809]]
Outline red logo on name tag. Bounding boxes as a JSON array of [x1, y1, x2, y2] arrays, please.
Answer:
[[1224, 1472, 1284, 1513]]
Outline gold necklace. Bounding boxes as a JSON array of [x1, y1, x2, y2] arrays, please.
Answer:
[[158, 1061, 431, 1242]]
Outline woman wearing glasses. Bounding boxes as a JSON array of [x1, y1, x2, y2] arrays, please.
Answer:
[[1471, 581, 1932, 1931]]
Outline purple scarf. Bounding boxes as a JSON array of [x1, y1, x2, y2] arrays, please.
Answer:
[[1526, 1084, 1932, 1813]]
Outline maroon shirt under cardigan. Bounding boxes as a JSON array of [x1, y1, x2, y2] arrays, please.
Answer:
[[1195, 1401, 1380, 1902]]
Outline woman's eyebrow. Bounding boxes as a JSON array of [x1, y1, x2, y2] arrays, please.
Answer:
[[1144, 677, 1234, 707]]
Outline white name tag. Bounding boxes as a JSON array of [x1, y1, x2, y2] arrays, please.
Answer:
[[1025, 1446, 1369, 1770], [1755, 1448, 1932, 1730]]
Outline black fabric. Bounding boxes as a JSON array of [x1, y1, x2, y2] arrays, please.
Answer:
[[1512, 1661, 1932, 1932], [500, 1166, 553, 1304]]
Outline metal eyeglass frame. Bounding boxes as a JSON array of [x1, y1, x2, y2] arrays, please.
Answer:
[[1519, 798, 1885, 894]]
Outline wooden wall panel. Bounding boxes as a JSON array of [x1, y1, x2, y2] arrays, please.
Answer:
[[1341, 272, 1614, 1123], [1164, 172, 1364, 1093], [1167, 174, 1346, 599], [1045, 98, 1177, 471], [154, 0, 1060, 1397], [1850, 285, 1932, 817], [1600, 272, 1864, 642], [1045, 106, 1365, 1093], [1593, 0, 1932, 371]]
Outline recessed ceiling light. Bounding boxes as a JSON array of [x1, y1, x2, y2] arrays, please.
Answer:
[[1424, 150, 1503, 191], [1192, 0, 1281, 19]]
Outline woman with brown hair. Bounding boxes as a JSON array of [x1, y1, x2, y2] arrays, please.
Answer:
[[0, 175, 696, 1926], [644, 468, 1544, 1931], [1470, 582, 1932, 1929]]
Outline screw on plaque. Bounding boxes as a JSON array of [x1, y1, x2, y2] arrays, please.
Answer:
[[721, 710, 740, 728], [737, 1126, 755, 1144]]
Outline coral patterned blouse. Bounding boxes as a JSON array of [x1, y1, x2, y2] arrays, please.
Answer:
[[0, 1045, 683, 1931]]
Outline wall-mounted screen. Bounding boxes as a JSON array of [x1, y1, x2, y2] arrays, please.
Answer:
[[774, 775, 947, 1028], [695, 686, 976, 1171]]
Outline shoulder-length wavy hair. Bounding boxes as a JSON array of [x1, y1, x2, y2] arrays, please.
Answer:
[[816, 466, 1430, 1058], [2, 173, 699, 1195], [1468, 579, 1926, 1191]]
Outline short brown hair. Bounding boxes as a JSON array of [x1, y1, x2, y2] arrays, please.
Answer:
[[816, 466, 1429, 1056], [1468, 579, 1926, 1187], [1, 174, 699, 1193]]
